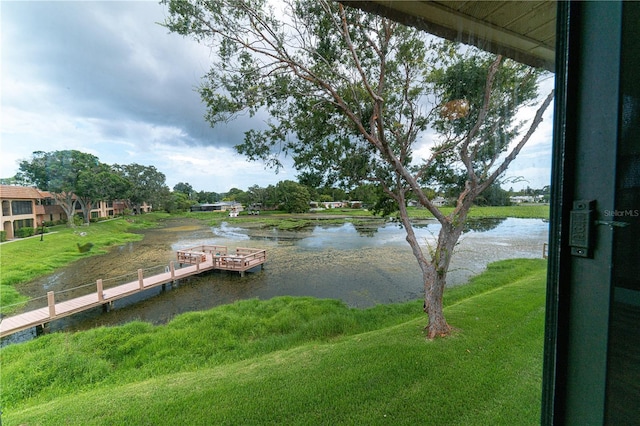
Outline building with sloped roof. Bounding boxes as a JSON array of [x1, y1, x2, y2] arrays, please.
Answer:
[[0, 185, 50, 239], [0, 185, 143, 240]]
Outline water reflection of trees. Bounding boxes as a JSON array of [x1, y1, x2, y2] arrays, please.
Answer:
[[250, 218, 507, 239], [463, 217, 507, 233], [354, 224, 379, 237]]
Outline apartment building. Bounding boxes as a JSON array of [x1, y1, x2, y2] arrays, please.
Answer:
[[0, 185, 150, 239], [0, 185, 52, 239]]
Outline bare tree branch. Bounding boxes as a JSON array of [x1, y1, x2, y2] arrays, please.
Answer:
[[479, 89, 554, 194], [337, 3, 383, 103], [459, 55, 502, 185]]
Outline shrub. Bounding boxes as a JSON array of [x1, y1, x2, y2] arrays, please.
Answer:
[[15, 227, 35, 238], [0, 230, 6, 242]]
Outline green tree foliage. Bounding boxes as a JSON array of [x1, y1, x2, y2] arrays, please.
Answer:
[[263, 184, 279, 209], [196, 190, 221, 204], [349, 183, 378, 206], [318, 186, 347, 202], [163, 0, 553, 337], [246, 185, 268, 207], [17, 151, 171, 221], [275, 180, 310, 213], [76, 163, 131, 224], [475, 183, 511, 206], [223, 187, 249, 205], [173, 182, 195, 199], [165, 191, 194, 213], [113, 163, 169, 214], [18, 150, 101, 226], [297, 171, 323, 201]]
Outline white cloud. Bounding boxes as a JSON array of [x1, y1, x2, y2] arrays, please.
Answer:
[[0, 1, 280, 192], [0, 1, 554, 194]]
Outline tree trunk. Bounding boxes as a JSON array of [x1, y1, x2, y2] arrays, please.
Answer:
[[395, 193, 465, 338], [423, 263, 449, 338], [55, 192, 76, 227], [77, 198, 92, 226], [423, 219, 465, 339]]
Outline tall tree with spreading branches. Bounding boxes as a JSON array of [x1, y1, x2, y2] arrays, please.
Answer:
[[164, 0, 553, 338], [113, 163, 168, 214], [76, 163, 131, 225], [18, 150, 101, 227]]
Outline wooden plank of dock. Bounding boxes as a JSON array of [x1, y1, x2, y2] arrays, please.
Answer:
[[0, 246, 266, 339]]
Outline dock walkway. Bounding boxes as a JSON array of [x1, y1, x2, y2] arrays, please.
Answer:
[[0, 245, 266, 339]]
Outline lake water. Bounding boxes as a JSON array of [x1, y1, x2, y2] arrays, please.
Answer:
[[3, 217, 548, 343]]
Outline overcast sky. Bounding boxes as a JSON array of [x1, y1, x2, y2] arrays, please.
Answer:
[[1, 1, 554, 194]]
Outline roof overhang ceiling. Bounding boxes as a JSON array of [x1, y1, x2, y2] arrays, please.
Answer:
[[341, 1, 556, 72]]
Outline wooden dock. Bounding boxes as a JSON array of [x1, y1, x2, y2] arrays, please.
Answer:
[[0, 245, 266, 339]]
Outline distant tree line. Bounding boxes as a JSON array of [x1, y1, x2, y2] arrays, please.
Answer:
[[10, 150, 549, 221], [16, 150, 169, 226], [171, 180, 382, 214], [11, 150, 383, 217]]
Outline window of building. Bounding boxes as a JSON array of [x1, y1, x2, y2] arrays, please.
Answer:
[[11, 200, 33, 215], [14, 218, 34, 230]]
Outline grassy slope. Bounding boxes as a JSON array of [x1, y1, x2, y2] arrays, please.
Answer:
[[0, 214, 166, 313], [2, 258, 547, 425]]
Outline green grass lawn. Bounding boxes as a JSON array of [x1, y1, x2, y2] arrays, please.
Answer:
[[0, 214, 167, 313], [407, 204, 549, 219], [1, 258, 547, 425]]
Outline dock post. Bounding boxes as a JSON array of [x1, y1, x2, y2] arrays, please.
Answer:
[[35, 323, 49, 336], [103, 301, 113, 313], [47, 291, 56, 318], [138, 269, 144, 289], [97, 279, 104, 302], [170, 261, 175, 280]]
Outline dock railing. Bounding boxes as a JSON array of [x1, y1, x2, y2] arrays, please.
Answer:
[[1, 245, 267, 339], [177, 245, 266, 272], [234, 247, 267, 269], [177, 245, 229, 265]]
